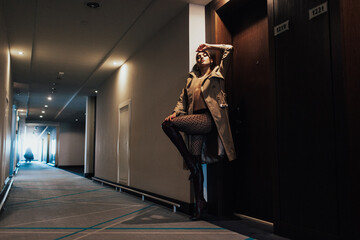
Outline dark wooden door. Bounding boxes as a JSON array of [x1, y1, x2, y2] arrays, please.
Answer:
[[209, 0, 276, 222]]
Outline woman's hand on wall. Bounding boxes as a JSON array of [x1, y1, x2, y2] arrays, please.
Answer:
[[164, 112, 177, 122], [196, 44, 210, 52], [197, 43, 233, 52]]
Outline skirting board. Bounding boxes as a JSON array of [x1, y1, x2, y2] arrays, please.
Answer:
[[0, 177, 14, 211]]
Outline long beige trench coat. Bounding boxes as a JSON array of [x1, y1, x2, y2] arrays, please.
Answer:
[[173, 45, 236, 162]]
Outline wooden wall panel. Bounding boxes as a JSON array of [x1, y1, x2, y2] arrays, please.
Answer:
[[273, 0, 339, 238], [207, 0, 359, 238], [206, 4, 234, 217], [338, 0, 360, 237]]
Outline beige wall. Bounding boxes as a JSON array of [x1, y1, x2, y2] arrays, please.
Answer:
[[95, 7, 193, 202], [0, 2, 13, 189], [58, 122, 85, 166]]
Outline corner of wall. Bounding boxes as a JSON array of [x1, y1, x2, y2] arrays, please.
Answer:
[[0, 0, 13, 189], [189, 3, 206, 70]]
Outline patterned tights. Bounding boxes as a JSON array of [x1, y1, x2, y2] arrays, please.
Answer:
[[169, 111, 213, 156]]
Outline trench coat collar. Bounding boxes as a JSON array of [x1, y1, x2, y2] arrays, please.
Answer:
[[189, 66, 225, 84]]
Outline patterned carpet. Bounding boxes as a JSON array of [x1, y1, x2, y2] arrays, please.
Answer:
[[0, 162, 252, 240]]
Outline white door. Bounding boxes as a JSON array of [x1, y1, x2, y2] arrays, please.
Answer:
[[117, 101, 131, 185]]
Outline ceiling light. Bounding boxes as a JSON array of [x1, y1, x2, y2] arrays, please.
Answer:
[[44, 105, 48, 108], [47, 96, 52, 101], [41, 110, 45, 113], [18, 51, 24, 55], [57, 72, 64, 80], [113, 62, 118, 66], [40, 115, 43, 118], [75, 119, 79, 122], [86, 2, 100, 8], [95, 90, 98, 93]]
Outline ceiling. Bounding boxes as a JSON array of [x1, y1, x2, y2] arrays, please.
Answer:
[[5, 0, 211, 123]]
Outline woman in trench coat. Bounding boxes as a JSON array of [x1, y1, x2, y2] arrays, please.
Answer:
[[162, 43, 236, 220]]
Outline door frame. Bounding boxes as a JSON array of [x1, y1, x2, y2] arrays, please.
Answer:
[[117, 99, 132, 186], [205, 0, 277, 222]]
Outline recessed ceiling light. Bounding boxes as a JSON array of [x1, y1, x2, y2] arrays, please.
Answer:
[[44, 105, 48, 108], [113, 62, 118, 66], [86, 2, 100, 8], [75, 119, 79, 122], [40, 115, 43, 118], [95, 90, 98, 93], [41, 110, 45, 113], [57, 72, 64, 80], [47, 96, 52, 101], [18, 51, 24, 55]]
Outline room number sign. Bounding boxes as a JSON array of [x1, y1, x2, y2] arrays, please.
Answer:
[[309, 2, 328, 20], [274, 2, 328, 37], [274, 20, 289, 36]]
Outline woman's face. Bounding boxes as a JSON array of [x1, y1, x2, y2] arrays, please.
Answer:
[[196, 51, 212, 68]]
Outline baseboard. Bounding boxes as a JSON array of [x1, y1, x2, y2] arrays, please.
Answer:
[[92, 176, 192, 215], [13, 164, 20, 176], [274, 221, 341, 240], [0, 177, 14, 211]]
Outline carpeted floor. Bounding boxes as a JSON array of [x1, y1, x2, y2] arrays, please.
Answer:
[[0, 162, 255, 240]]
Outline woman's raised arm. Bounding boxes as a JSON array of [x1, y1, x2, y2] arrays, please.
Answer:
[[197, 43, 233, 78]]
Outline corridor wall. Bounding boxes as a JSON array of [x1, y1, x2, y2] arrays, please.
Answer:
[[58, 122, 85, 166], [0, 0, 13, 190], [95, 6, 192, 203]]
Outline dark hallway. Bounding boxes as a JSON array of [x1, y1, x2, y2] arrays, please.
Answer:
[[0, 162, 289, 240], [1, 0, 359, 239]]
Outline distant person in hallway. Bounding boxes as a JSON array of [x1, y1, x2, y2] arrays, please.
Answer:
[[24, 148, 34, 163], [162, 43, 236, 220]]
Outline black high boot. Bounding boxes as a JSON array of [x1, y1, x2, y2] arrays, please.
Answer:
[[191, 157, 206, 221], [162, 121, 199, 180]]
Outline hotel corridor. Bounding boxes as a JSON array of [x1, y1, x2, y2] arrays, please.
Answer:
[[1, 1, 359, 239], [0, 162, 253, 240]]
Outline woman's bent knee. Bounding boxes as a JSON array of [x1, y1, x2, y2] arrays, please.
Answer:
[[161, 120, 172, 130]]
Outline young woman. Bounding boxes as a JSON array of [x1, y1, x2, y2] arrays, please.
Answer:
[[162, 43, 236, 220]]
